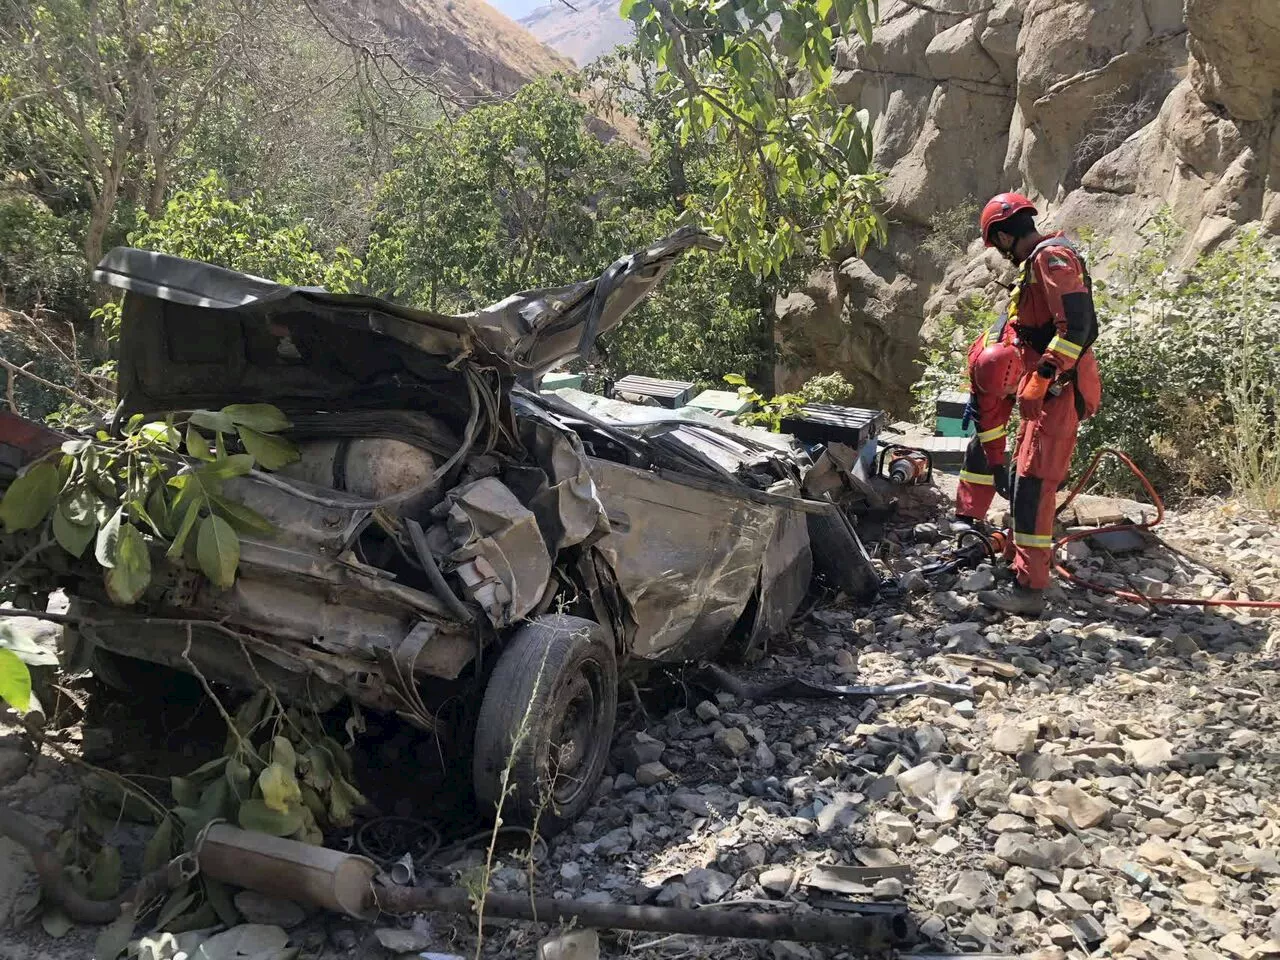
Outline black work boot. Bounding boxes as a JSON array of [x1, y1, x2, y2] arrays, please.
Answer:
[[978, 583, 1046, 616]]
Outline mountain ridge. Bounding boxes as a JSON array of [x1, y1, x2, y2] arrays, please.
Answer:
[[519, 0, 635, 66]]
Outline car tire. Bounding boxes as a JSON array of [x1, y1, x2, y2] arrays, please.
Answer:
[[472, 615, 617, 834]]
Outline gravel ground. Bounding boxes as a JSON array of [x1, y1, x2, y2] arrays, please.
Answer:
[[1, 492, 1278, 960]]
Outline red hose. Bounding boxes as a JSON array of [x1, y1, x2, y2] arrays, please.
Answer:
[[1052, 448, 1280, 610]]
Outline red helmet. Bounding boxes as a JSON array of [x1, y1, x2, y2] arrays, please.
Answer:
[[972, 340, 1024, 398], [980, 192, 1037, 247]]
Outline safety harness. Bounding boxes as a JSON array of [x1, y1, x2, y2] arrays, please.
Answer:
[[983, 236, 1095, 352], [972, 236, 1099, 427]]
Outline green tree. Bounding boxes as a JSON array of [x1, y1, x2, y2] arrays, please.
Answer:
[[0, 0, 278, 266], [129, 172, 361, 289], [623, 0, 885, 275], [366, 79, 634, 310]]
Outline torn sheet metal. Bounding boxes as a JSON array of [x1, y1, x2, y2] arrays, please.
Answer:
[[510, 400, 611, 553], [95, 229, 720, 416], [699, 664, 974, 703], [743, 490, 813, 657], [589, 459, 779, 661], [431, 478, 552, 628]]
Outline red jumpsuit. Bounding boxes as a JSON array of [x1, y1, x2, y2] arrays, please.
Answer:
[[957, 234, 1103, 589], [955, 325, 1022, 523]]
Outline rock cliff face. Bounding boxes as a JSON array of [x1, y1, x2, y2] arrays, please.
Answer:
[[777, 0, 1280, 415]]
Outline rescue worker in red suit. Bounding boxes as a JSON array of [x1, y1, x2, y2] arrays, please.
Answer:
[[954, 193, 1103, 615]]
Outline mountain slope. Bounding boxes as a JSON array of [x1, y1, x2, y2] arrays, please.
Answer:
[[337, 0, 576, 101], [520, 0, 635, 66]]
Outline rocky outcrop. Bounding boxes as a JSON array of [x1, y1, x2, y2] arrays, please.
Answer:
[[777, 0, 1279, 415], [337, 0, 575, 102]]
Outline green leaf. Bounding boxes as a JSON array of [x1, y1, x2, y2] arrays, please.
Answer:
[[237, 427, 300, 471], [197, 454, 254, 483], [187, 410, 236, 434], [166, 498, 202, 560], [53, 504, 95, 558], [62, 483, 99, 525], [94, 906, 136, 960], [258, 762, 301, 813], [270, 736, 297, 772], [143, 816, 174, 873], [147, 485, 173, 538], [196, 515, 239, 589], [327, 774, 365, 828], [186, 754, 231, 782], [302, 747, 332, 791], [237, 798, 304, 836], [209, 495, 275, 538], [41, 907, 72, 939], [0, 460, 59, 532], [170, 776, 201, 808], [105, 524, 152, 605], [162, 901, 217, 934], [95, 506, 123, 568], [185, 424, 214, 461], [203, 878, 240, 928], [222, 403, 290, 433], [0, 650, 32, 712], [154, 889, 195, 933], [89, 844, 122, 900]]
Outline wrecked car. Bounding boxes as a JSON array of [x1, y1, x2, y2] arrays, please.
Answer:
[[0, 228, 878, 830]]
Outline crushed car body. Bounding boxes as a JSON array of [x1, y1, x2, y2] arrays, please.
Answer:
[[0, 228, 879, 827]]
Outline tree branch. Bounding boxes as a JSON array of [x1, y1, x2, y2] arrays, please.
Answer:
[[0, 357, 110, 413]]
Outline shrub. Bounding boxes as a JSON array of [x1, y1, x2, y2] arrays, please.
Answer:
[[129, 172, 361, 290], [798, 371, 860, 406], [0, 193, 90, 318], [909, 295, 996, 428]]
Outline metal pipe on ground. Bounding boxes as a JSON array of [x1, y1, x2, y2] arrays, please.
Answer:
[[374, 885, 912, 946], [196, 823, 380, 920]]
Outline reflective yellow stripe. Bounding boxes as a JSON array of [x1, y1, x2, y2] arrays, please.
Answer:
[[959, 470, 994, 486], [1047, 335, 1083, 359], [1014, 532, 1053, 548], [977, 425, 1006, 443], [1008, 284, 1023, 322]]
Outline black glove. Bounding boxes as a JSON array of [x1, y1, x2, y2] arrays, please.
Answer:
[[993, 463, 1010, 500], [961, 394, 978, 432]]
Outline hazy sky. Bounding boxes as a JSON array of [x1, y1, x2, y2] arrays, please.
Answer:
[[490, 0, 547, 19]]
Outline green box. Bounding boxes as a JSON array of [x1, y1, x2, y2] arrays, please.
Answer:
[[689, 389, 753, 417], [540, 371, 584, 392], [936, 415, 974, 439]]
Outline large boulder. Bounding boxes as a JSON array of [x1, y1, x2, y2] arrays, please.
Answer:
[[775, 0, 1276, 412], [1185, 0, 1280, 123]]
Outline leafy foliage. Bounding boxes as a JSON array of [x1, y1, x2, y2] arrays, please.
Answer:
[[909, 296, 997, 429], [798, 371, 861, 406], [130, 173, 362, 290], [921, 197, 980, 264], [0, 649, 32, 713], [0, 404, 300, 602], [624, 0, 886, 275], [723, 374, 805, 432], [366, 79, 630, 310], [0, 194, 89, 317]]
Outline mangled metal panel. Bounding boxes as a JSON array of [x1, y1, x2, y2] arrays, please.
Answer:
[[462, 228, 723, 376], [429, 478, 553, 628], [509, 398, 611, 554], [587, 459, 781, 662], [744, 488, 814, 656], [93, 228, 721, 416]]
